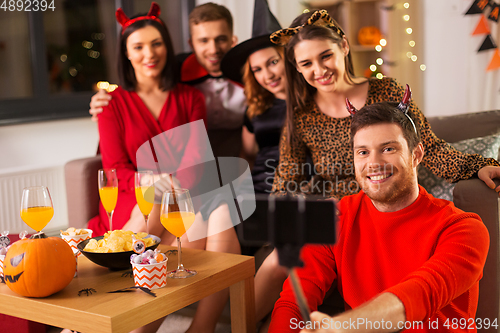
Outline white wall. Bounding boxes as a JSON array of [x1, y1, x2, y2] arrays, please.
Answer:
[[0, 118, 99, 233], [0, 118, 98, 172], [424, 0, 500, 116]]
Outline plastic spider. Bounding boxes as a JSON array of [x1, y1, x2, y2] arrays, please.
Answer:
[[121, 270, 133, 278], [78, 288, 96, 296], [165, 249, 178, 256]]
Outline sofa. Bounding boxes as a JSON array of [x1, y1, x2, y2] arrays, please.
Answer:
[[64, 110, 500, 330]]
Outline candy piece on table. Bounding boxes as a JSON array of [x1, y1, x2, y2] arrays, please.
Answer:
[[132, 235, 146, 254], [19, 231, 28, 240], [0, 231, 10, 248], [130, 250, 167, 266], [133, 255, 142, 264]]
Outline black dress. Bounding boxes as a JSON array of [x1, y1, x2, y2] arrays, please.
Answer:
[[244, 98, 285, 194], [199, 98, 285, 221]]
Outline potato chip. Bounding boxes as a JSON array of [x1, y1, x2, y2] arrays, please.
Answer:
[[83, 230, 157, 253], [61, 227, 90, 236]]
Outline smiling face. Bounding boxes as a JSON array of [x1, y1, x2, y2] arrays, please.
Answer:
[[189, 19, 236, 77], [126, 25, 167, 83], [353, 123, 423, 212], [293, 38, 349, 94], [248, 47, 286, 100]]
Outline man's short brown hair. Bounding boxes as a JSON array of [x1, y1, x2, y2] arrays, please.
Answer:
[[350, 102, 421, 152], [189, 2, 233, 33]]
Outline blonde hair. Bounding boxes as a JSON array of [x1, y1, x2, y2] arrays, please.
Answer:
[[242, 46, 284, 120]]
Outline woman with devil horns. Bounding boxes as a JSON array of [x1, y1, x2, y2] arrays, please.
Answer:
[[87, 4, 207, 247]]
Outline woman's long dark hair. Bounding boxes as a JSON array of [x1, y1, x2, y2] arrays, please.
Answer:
[[283, 11, 356, 149], [117, 17, 177, 91]]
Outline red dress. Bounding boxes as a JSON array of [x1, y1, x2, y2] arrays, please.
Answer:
[[269, 186, 490, 332], [88, 84, 206, 236]]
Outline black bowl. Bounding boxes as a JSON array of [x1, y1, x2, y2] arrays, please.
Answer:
[[77, 235, 161, 270]]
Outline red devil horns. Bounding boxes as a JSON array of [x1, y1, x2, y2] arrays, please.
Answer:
[[148, 2, 160, 17], [347, 84, 412, 118], [115, 2, 162, 32], [397, 84, 412, 113], [115, 8, 129, 27], [345, 98, 358, 116]]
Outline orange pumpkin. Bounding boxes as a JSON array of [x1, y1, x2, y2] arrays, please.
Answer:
[[3, 233, 76, 297], [358, 26, 382, 46]]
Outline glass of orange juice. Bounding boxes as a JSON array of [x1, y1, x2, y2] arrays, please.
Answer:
[[160, 188, 197, 278], [20, 186, 54, 234], [135, 171, 154, 233], [98, 169, 118, 231]]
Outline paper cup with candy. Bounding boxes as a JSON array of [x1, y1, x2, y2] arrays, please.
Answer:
[[131, 250, 167, 290], [60, 228, 93, 257], [0, 231, 11, 277], [0, 253, 5, 278]]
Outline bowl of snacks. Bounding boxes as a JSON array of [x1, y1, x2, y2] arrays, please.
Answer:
[[77, 230, 160, 270]]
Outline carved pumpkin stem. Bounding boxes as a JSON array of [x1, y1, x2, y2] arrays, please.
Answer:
[[30, 232, 47, 239]]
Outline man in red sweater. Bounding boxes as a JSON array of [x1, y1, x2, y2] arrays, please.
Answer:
[[269, 101, 490, 332]]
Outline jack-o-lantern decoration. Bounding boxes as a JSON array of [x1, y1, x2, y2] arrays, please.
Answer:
[[3, 233, 76, 297], [358, 26, 382, 46]]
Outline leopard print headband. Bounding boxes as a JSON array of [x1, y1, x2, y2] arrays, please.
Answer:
[[270, 10, 344, 46]]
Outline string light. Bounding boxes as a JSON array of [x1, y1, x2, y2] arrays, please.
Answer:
[[379, 39, 387, 46], [375, 45, 382, 52], [401, 1, 425, 72], [82, 41, 93, 49], [370, 64, 377, 71], [376, 58, 384, 65]]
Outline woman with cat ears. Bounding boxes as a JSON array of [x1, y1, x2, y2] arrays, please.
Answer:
[[269, 9, 500, 199]]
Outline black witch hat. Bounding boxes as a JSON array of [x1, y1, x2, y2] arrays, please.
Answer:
[[221, 0, 282, 83]]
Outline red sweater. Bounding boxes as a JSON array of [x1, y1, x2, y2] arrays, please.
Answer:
[[88, 84, 206, 236], [269, 186, 489, 332]]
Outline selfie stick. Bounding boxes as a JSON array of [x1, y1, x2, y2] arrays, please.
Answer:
[[268, 195, 311, 322]]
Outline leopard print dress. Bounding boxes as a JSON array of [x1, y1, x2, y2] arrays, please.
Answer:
[[272, 77, 500, 199]]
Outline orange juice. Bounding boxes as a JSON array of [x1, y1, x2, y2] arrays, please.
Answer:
[[20, 206, 54, 231], [160, 211, 196, 237], [135, 186, 154, 215], [99, 186, 118, 213]]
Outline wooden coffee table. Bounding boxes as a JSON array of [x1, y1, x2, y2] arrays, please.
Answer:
[[0, 245, 255, 333]]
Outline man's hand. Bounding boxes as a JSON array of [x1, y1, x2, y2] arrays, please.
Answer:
[[89, 89, 112, 122], [478, 166, 500, 196]]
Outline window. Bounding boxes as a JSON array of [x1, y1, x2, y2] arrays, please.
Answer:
[[0, 0, 191, 125]]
